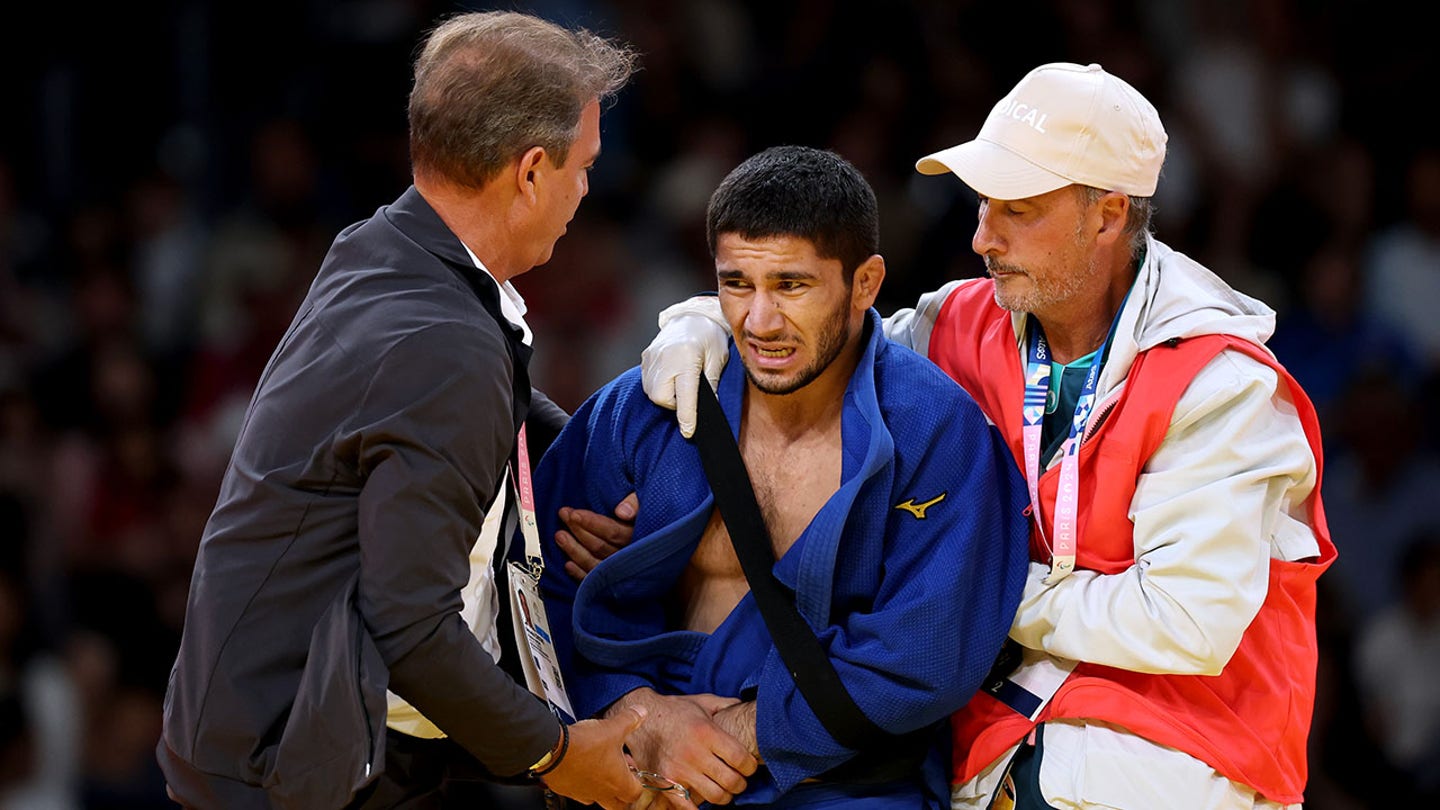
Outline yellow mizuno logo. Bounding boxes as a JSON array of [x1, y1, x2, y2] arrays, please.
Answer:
[[894, 493, 946, 519]]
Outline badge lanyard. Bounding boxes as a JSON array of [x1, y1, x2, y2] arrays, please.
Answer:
[[513, 424, 543, 574], [506, 424, 576, 720], [1020, 320, 1112, 585], [981, 308, 1126, 726]]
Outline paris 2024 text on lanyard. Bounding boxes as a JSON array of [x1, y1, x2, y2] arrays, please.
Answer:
[[1021, 312, 1117, 585], [983, 302, 1129, 723]]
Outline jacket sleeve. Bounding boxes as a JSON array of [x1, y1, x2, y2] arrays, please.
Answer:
[[1009, 349, 1321, 675], [754, 398, 1032, 790], [525, 387, 571, 462], [348, 322, 559, 776]]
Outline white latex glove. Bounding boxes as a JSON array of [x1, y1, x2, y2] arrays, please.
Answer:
[[640, 295, 731, 438]]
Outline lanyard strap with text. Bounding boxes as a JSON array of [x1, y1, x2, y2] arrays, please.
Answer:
[[506, 423, 575, 720], [512, 424, 543, 572], [1021, 320, 1111, 584]]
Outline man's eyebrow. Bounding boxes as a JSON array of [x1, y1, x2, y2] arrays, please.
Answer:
[[716, 268, 821, 280]]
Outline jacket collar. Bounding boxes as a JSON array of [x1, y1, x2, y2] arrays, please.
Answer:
[[383, 185, 531, 346], [384, 185, 476, 268], [382, 185, 534, 426]]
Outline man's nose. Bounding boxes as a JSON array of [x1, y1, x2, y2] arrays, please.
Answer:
[[745, 291, 784, 336], [973, 205, 1003, 257]]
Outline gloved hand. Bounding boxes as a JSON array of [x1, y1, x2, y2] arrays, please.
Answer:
[[640, 296, 731, 438]]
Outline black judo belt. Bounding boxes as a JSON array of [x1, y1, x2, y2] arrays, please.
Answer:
[[691, 381, 935, 785]]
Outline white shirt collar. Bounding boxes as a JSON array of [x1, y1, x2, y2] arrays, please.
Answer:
[[459, 242, 533, 346]]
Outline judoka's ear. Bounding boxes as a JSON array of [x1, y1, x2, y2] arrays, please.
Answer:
[[851, 254, 885, 311]]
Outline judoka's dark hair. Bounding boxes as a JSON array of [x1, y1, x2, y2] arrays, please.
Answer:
[[706, 146, 879, 281]]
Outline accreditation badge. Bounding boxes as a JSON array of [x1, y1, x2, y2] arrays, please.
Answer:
[[507, 560, 575, 721]]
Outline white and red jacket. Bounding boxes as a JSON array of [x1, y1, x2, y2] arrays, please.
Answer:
[[887, 235, 1334, 807]]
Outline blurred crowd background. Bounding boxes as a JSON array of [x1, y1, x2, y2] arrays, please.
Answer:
[[0, 1, 1437, 808]]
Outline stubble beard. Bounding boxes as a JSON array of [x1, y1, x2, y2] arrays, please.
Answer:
[[985, 232, 1101, 314], [742, 296, 852, 396]]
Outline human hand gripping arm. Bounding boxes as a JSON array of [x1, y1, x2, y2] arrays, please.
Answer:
[[555, 493, 638, 579], [640, 296, 730, 438], [591, 295, 730, 572], [606, 688, 758, 807], [1009, 352, 1321, 674], [539, 709, 651, 810], [711, 700, 760, 762]]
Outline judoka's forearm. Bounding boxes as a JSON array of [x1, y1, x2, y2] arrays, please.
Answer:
[[713, 700, 760, 763]]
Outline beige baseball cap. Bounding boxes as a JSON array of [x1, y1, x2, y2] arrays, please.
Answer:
[[916, 62, 1166, 200]]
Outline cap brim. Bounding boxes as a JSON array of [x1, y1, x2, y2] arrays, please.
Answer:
[[915, 140, 1072, 200]]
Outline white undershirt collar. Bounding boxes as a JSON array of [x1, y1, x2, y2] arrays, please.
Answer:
[[459, 242, 533, 346]]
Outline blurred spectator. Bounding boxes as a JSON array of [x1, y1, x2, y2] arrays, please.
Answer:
[[1306, 575, 1391, 810], [0, 565, 80, 810], [28, 243, 142, 438], [0, 378, 46, 523], [45, 338, 173, 579], [0, 159, 54, 355], [1323, 369, 1440, 623], [521, 213, 636, 411], [65, 570, 174, 810], [1269, 240, 1418, 419], [1365, 148, 1440, 371], [1166, 0, 1339, 302], [1355, 532, 1440, 804], [1250, 136, 1376, 301], [124, 168, 207, 412]]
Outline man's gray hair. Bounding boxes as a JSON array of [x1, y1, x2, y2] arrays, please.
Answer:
[[1078, 185, 1154, 260], [409, 11, 636, 187]]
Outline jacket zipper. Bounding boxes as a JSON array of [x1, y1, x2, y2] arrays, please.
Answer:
[[1081, 383, 1125, 446]]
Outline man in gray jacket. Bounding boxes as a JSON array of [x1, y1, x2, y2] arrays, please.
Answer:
[[158, 12, 648, 809]]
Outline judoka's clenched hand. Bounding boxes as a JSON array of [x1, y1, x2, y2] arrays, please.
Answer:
[[608, 688, 758, 806], [557, 493, 639, 579]]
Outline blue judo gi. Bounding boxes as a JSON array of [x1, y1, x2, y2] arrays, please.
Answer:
[[533, 311, 1029, 807]]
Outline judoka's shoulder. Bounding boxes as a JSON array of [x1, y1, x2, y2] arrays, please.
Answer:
[[572, 365, 679, 437], [873, 338, 986, 425], [584, 365, 645, 409]]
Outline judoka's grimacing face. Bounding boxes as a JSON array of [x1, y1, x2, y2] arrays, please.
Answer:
[[716, 233, 883, 395]]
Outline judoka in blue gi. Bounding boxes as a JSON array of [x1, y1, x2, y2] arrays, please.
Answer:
[[531, 146, 1030, 808]]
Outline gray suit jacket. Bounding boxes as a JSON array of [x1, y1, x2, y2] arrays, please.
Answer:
[[158, 186, 567, 808]]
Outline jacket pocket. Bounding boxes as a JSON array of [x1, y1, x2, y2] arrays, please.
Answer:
[[263, 573, 389, 809]]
